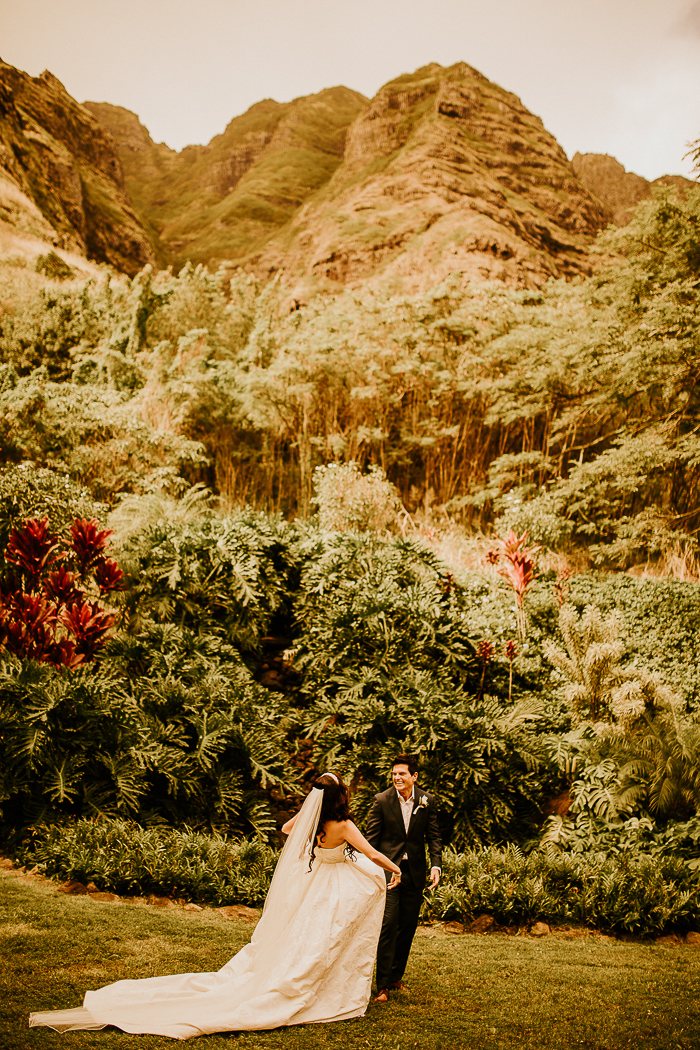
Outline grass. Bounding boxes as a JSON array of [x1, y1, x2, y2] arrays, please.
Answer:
[[3, 871, 700, 1050]]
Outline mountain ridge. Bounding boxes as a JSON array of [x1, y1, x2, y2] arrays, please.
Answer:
[[89, 61, 611, 291], [0, 59, 154, 275], [250, 62, 609, 292], [571, 152, 696, 225], [86, 86, 368, 271], [0, 56, 694, 287]]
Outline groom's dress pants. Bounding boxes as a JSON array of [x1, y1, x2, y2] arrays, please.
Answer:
[[375, 860, 423, 990]]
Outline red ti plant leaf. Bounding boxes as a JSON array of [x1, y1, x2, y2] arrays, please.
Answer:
[[0, 593, 59, 661], [46, 638, 85, 670], [94, 558, 125, 594], [70, 518, 114, 574], [43, 565, 84, 608], [1, 618, 52, 660], [493, 530, 541, 608], [61, 600, 117, 659], [5, 517, 60, 580], [489, 529, 541, 641], [7, 592, 59, 633]]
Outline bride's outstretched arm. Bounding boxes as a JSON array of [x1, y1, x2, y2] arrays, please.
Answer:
[[343, 821, 401, 884]]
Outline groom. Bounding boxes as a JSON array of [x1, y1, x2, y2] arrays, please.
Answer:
[[365, 755, 442, 1002]]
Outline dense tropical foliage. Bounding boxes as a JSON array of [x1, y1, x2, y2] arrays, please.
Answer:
[[3, 185, 700, 930], [1, 186, 700, 567]]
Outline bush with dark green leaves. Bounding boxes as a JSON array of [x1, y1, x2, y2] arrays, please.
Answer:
[[4, 487, 700, 862], [16, 818, 277, 905], [291, 532, 554, 846], [301, 665, 548, 849], [540, 812, 700, 868], [295, 534, 476, 678], [0, 507, 308, 842], [425, 844, 700, 936], [16, 818, 700, 933], [494, 570, 700, 713], [117, 508, 306, 649], [565, 573, 700, 711], [0, 625, 294, 837]]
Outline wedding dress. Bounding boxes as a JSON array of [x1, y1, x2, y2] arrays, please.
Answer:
[[29, 788, 386, 1040]]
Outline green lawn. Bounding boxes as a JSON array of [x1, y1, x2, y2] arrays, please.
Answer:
[[2, 871, 700, 1050]]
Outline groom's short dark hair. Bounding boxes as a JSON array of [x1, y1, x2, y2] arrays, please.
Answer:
[[393, 754, 418, 775]]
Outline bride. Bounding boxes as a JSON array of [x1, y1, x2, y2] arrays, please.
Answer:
[[29, 772, 402, 1040]]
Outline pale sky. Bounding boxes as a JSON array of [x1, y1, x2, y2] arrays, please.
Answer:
[[2, 0, 699, 181]]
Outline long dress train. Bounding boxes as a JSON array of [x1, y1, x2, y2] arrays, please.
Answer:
[[29, 792, 386, 1039]]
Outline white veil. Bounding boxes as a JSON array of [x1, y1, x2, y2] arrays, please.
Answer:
[[253, 786, 324, 940]]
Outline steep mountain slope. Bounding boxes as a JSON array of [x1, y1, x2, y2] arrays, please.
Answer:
[[572, 153, 697, 225], [81, 103, 178, 267], [251, 63, 610, 292], [0, 60, 154, 275], [87, 88, 367, 270], [3, 57, 693, 287]]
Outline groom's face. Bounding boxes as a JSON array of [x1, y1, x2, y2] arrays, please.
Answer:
[[392, 764, 418, 797]]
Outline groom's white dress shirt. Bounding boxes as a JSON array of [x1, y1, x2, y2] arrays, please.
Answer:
[[396, 787, 414, 831], [396, 787, 414, 860]]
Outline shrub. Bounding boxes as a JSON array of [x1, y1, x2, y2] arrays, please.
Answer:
[[16, 818, 277, 905], [117, 509, 303, 649], [493, 487, 572, 551], [0, 278, 111, 379], [540, 810, 700, 866], [543, 601, 677, 728], [0, 515, 123, 668], [0, 625, 296, 836], [35, 252, 75, 282], [292, 532, 551, 846], [566, 573, 700, 710], [18, 820, 700, 932], [0, 465, 106, 548], [0, 370, 206, 502], [294, 532, 476, 681], [425, 844, 700, 936], [311, 461, 401, 532], [301, 666, 548, 848]]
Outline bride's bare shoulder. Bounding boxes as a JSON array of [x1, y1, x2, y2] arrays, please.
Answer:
[[320, 817, 350, 836]]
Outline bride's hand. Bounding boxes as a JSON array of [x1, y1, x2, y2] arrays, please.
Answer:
[[387, 871, 402, 890]]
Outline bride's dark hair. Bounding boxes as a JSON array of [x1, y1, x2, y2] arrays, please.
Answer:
[[309, 772, 355, 869]]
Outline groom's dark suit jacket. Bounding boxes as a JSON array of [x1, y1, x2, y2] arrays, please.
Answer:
[[365, 785, 442, 889]]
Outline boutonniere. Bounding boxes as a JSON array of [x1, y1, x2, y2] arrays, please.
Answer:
[[414, 794, 429, 811]]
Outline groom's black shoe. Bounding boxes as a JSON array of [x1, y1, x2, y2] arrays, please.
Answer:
[[374, 989, 389, 1003]]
